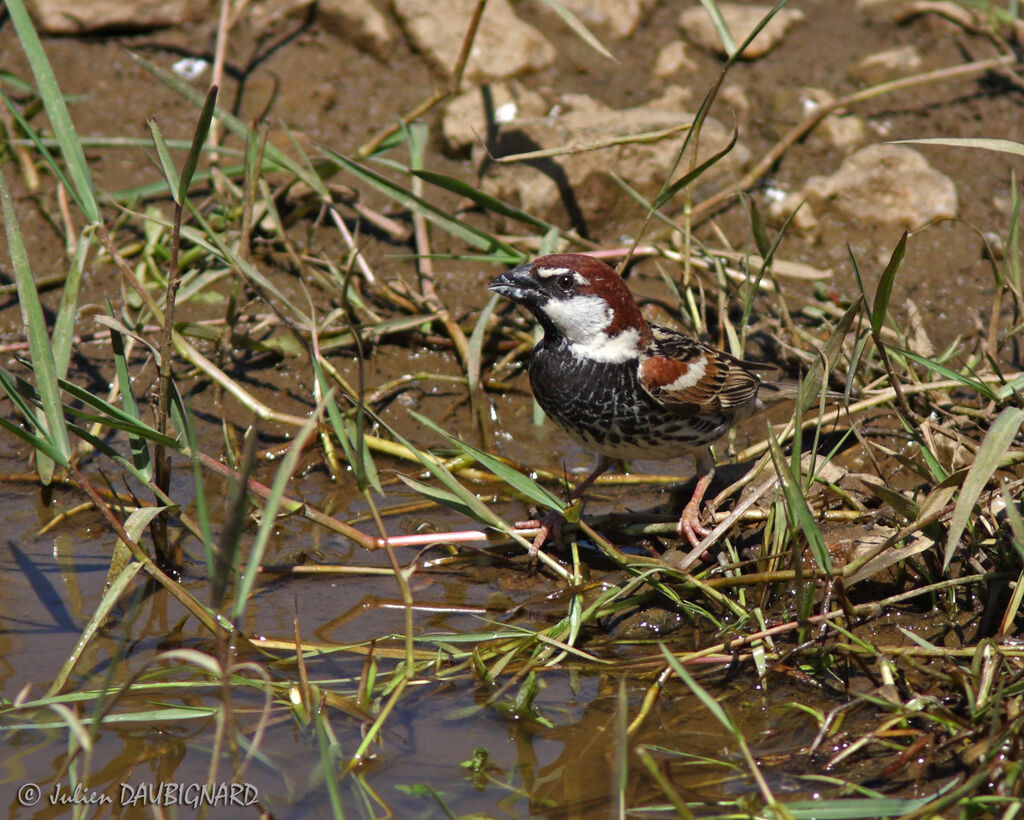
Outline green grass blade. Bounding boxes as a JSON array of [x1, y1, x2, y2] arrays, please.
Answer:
[[1004, 171, 1020, 294], [177, 85, 218, 204], [0, 368, 50, 432], [50, 229, 89, 379], [652, 126, 738, 211], [177, 214, 306, 322], [147, 117, 181, 202], [535, 0, 615, 60], [58, 377, 180, 447], [412, 169, 554, 235], [64, 422, 155, 485], [47, 546, 147, 696], [0, 410, 68, 466], [1001, 482, 1024, 562], [323, 150, 519, 258], [168, 390, 218, 581], [767, 426, 832, 572], [409, 409, 565, 511], [230, 404, 323, 622], [107, 310, 152, 478], [870, 230, 906, 336], [944, 406, 1024, 569], [660, 644, 777, 808], [893, 347, 1000, 402], [5, 0, 99, 222], [315, 362, 382, 494], [0, 166, 72, 471], [467, 292, 499, 401], [380, 416, 507, 529], [895, 137, 1024, 157], [0, 88, 80, 202], [660, 645, 735, 727], [396, 474, 493, 523], [699, 0, 738, 56], [313, 708, 347, 819], [800, 295, 863, 411], [783, 794, 941, 819]]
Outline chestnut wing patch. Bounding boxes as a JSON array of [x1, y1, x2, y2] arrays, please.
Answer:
[[638, 325, 764, 414]]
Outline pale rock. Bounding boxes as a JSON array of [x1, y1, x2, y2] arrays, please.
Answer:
[[479, 91, 750, 231], [848, 45, 922, 85], [799, 89, 866, 152], [720, 85, 750, 126], [815, 113, 867, 151], [317, 0, 395, 60], [26, 0, 201, 32], [442, 82, 548, 154], [249, 0, 312, 28], [857, 0, 976, 27], [652, 40, 698, 80], [392, 0, 555, 84], [766, 190, 819, 233], [559, 0, 656, 38], [803, 144, 957, 230], [855, 0, 913, 22], [679, 4, 805, 59], [644, 84, 694, 112]]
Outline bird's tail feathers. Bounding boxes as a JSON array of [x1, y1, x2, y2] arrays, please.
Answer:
[[759, 379, 851, 404]]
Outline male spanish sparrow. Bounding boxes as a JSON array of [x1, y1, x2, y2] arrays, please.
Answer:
[[490, 253, 774, 550]]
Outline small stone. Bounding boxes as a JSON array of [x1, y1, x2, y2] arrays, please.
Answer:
[[803, 143, 957, 230], [644, 84, 694, 112], [720, 85, 750, 125], [441, 81, 548, 154], [26, 0, 200, 33], [652, 40, 698, 80], [679, 3, 805, 59], [855, 0, 913, 23], [558, 0, 656, 38], [317, 0, 395, 61], [790, 88, 865, 152], [392, 0, 555, 84], [766, 189, 819, 233], [848, 46, 922, 85], [858, 0, 976, 27], [480, 91, 750, 231], [816, 114, 867, 151]]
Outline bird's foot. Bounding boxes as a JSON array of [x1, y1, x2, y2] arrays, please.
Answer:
[[512, 511, 566, 568], [677, 499, 712, 550]]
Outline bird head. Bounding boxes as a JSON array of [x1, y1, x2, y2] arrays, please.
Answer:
[[489, 254, 651, 362]]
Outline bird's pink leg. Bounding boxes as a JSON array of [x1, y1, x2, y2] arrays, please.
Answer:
[[677, 448, 715, 549], [515, 456, 614, 556], [677, 468, 714, 548]]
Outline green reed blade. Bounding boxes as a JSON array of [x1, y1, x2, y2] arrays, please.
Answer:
[[5, 0, 99, 222]]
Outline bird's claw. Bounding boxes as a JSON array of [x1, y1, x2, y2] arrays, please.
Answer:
[[677, 499, 712, 550], [512, 513, 566, 564]]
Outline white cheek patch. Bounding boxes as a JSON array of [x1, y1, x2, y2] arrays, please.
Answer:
[[542, 293, 612, 341], [542, 293, 643, 362], [663, 356, 708, 391]]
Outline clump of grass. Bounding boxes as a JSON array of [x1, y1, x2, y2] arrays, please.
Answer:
[[2, 0, 1024, 816]]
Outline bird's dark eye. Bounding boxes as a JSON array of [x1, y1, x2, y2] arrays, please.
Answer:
[[556, 273, 575, 292]]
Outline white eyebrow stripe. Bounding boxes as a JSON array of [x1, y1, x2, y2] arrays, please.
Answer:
[[535, 266, 586, 285]]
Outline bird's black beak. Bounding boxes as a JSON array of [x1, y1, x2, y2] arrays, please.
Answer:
[[489, 262, 541, 307]]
